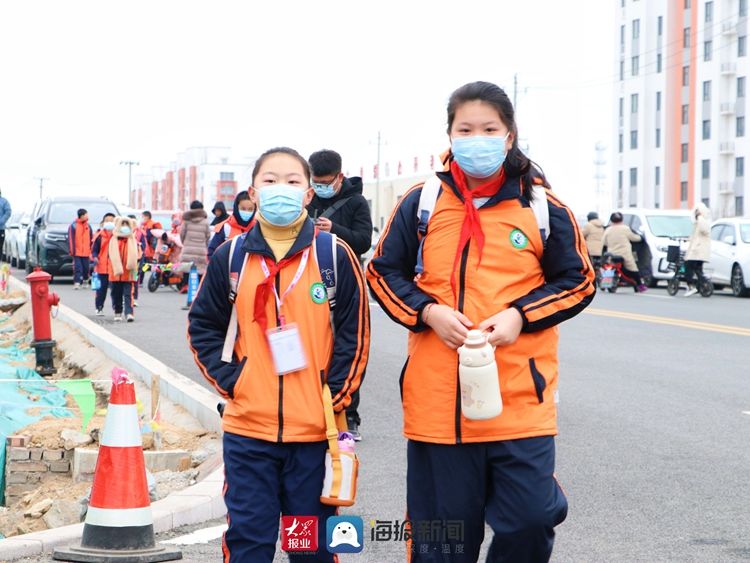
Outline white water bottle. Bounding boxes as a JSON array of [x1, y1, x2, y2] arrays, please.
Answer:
[[457, 330, 503, 420]]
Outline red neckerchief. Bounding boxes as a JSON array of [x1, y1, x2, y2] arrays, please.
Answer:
[[449, 161, 506, 298]]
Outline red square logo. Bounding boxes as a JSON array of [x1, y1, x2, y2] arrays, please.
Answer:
[[281, 515, 318, 553]]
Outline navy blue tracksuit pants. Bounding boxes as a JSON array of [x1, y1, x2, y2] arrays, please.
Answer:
[[407, 436, 567, 563], [73, 256, 90, 284], [222, 432, 337, 563]]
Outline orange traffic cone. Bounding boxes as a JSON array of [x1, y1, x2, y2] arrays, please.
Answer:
[[54, 373, 182, 562]]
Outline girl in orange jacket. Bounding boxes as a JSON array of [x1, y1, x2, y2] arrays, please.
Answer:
[[367, 81, 595, 562], [107, 217, 141, 322], [91, 213, 115, 316]]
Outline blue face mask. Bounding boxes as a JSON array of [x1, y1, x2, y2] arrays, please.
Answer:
[[257, 184, 306, 227], [119, 226, 132, 236], [103, 222, 115, 231], [311, 179, 338, 199], [238, 209, 254, 222], [451, 134, 510, 178]]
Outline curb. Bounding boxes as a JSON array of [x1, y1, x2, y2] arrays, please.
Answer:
[[0, 276, 226, 560]]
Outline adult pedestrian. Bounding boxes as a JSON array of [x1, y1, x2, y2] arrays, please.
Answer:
[[0, 189, 11, 255], [367, 81, 595, 562], [180, 200, 211, 281], [602, 212, 648, 292], [308, 149, 373, 440], [188, 146, 370, 562], [211, 201, 230, 226], [582, 211, 605, 266], [684, 202, 711, 297], [68, 208, 93, 289]]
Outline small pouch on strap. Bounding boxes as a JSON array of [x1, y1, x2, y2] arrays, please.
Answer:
[[320, 384, 359, 507]]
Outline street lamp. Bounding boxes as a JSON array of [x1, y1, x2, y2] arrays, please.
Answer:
[[120, 160, 140, 207]]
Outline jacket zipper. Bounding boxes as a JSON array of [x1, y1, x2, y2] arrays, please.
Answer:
[[275, 273, 284, 443], [455, 241, 470, 444]]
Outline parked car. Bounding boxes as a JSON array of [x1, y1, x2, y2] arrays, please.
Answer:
[[707, 217, 750, 297], [613, 208, 694, 286], [3, 212, 31, 268], [25, 197, 120, 277]]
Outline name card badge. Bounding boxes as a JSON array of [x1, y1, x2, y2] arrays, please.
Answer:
[[267, 323, 307, 375]]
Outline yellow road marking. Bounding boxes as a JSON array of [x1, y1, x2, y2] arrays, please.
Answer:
[[584, 308, 750, 337]]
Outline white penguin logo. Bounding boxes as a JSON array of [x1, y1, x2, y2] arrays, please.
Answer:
[[329, 521, 360, 548]]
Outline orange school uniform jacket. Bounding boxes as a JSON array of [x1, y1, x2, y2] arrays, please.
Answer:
[[367, 165, 595, 445], [188, 220, 370, 443], [107, 236, 140, 282], [91, 230, 113, 275]]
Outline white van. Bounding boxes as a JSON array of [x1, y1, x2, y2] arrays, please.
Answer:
[[612, 208, 694, 286]]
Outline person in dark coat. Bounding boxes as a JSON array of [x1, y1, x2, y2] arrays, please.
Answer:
[[211, 201, 229, 226], [307, 149, 373, 441]]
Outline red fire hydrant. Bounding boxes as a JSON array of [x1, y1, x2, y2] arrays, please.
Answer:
[[26, 268, 60, 376]]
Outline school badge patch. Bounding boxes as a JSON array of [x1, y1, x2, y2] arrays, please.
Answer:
[[310, 282, 327, 304]]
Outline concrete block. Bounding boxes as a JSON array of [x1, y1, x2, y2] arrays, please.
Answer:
[[49, 460, 71, 473], [172, 479, 222, 500], [27, 472, 43, 483], [5, 483, 38, 496], [0, 537, 43, 559], [29, 448, 43, 461], [210, 493, 228, 519], [6, 472, 28, 484], [42, 449, 64, 461], [8, 447, 30, 460], [73, 448, 193, 480], [22, 522, 85, 551], [155, 495, 212, 529], [151, 506, 173, 533], [8, 461, 48, 472], [6, 435, 30, 447]]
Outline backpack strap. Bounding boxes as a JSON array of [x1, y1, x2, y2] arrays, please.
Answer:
[[223, 222, 232, 239], [320, 197, 353, 220], [313, 230, 338, 310], [529, 184, 550, 246], [415, 176, 443, 274], [221, 234, 249, 363]]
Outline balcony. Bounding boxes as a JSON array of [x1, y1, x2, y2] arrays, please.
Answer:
[[722, 19, 738, 35], [721, 62, 737, 75], [720, 102, 736, 115], [719, 142, 736, 154], [719, 182, 734, 195]]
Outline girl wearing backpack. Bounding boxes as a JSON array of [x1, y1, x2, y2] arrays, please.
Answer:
[[188, 147, 370, 563], [367, 81, 596, 562]]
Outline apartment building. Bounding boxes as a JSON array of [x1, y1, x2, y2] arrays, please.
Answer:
[[616, 0, 748, 217]]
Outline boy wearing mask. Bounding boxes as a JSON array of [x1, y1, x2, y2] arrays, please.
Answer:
[[68, 208, 93, 289]]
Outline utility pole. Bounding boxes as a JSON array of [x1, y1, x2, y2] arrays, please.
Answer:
[[513, 73, 518, 109], [34, 177, 49, 201], [120, 160, 139, 206]]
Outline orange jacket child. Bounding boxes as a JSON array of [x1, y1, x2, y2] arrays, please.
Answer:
[[68, 216, 93, 258], [107, 217, 141, 283]]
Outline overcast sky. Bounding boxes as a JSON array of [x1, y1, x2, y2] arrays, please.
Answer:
[[0, 0, 615, 216]]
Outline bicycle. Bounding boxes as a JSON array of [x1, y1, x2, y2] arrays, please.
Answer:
[[664, 239, 713, 297]]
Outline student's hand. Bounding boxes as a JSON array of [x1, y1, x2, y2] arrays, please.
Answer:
[[478, 308, 523, 347], [423, 304, 473, 349], [315, 218, 332, 232]]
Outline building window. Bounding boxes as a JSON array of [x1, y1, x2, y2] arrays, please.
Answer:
[[683, 66, 690, 86], [738, 76, 746, 97], [703, 80, 711, 101], [617, 170, 624, 206], [656, 128, 661, 147], [742, 0, 748, 17], [619, 97, 624, 125], [681, 143, 689, 163], [706, 1, 713, 22], [682, 104, 689, 124], [704, 40, 712, 61], [684, 27, 691, 48], [681, 182, 688, 202], [619, 133, 624, 153], [738, 116, 746, 137], [737, 196, 745, 216], [219, 172, 234, 181], [631, 93, 639, 113], [741, 36, 748, 57], [620, 25, 625, 52], [702, 120, 711, 139], [657, 53, 663, 72], [685, 0, 691, 8], [632, 56, 639, 76], [737, 156, 745, 177], [633, 19, 640, 39], [630, 167, 638, 187], [702, 159, 710, 179], [656, 91, 662, 110], [655, 166, 661, 185], [630, 130, 638, 149], [620, 60, 625, 81]]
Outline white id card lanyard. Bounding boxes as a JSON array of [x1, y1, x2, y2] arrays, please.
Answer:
[[260, 249, 310, 375]]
